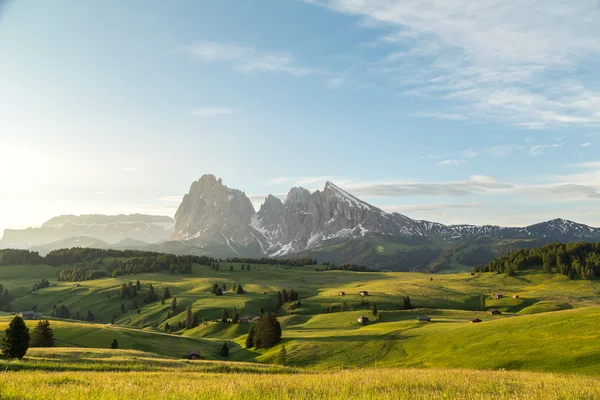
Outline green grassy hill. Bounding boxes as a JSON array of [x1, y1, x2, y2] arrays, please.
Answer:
[[2, 261, 600, 374]]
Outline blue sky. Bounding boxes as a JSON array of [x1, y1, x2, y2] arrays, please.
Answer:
[[1, 0, 599, 232]]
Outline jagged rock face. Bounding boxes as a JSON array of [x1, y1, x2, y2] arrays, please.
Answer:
[[255, 195, 284, 232], [174, 177, 600, 258], [172, 174, 257, 253], [0, 214, 173, 249], [280, 187, 311, 245]]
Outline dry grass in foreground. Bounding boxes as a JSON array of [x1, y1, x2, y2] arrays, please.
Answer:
[[1, 368, 599, 400]]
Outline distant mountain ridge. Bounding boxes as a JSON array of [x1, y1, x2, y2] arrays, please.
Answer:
[[173, 174, 600, 259], [0, 214, 174, 250], [3, 175, 599, 270]]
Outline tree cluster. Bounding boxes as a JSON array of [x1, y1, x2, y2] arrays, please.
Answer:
[[225, 257, 317, 267], [0, 249, 43, 266], [246, 314, 281, 349], [475, 242, 600, 280]]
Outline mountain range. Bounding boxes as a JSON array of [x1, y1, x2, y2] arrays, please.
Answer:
[[2, 174, 599, 270]]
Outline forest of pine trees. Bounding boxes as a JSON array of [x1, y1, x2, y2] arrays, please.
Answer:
[[475, 242, 600, 280]]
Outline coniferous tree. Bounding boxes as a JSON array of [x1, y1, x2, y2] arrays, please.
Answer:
[[220, 341, 229, 357], [221, 309, 229, 323], [186, 306, 197, 329], [246, 264, 251, 271], [2, 315, 30, 359], [403, 296, 412, 310], [30, 320, 55, 347], [216, 287, 223, 296], [246, 325, 256, 348], [229, 266, 234, 272], [254, 313, 282, 349], [231, 313, 240, 323], [136, 280, 141, 291], [121, 303, 125, 313], [165, 322, 170, 332], [111, 338, 118, 349], [87, 310, 95, 321], [275, 291, 283, 310], [163, 287, 171, 300], [171, 297, 177, 311], [479, 294, 486, 311], [236, 284, 244, 294], [370, 304, 378, 316], [211, 283, 219, 294], [282, 289, 289, 304], [278, 344, 287, 365]]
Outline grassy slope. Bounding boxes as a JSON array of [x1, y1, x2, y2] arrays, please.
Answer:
[[3, 263, 600, 373], [0, 349, 599, 400]]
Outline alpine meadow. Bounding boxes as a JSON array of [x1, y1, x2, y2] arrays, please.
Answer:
[[2, 1, 600, 399]]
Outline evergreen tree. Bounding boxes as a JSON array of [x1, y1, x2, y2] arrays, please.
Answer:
[[241, 264, 245, 270], [236, 284, 244, 294], [278, 344, 287, 365], [370, 303, 378, 316], [211, 283, 219, 294], [87, 310, 95, 321], [479, 294, 486, 311], [186, 306, 197, 329], [111, 338, 118, 349], [254, 314, 282, 349], [282, 289, 289, 304], [120, 283, 129, 298], [171, 296, 177, 311], [144, 284, 157, 303], [275, 291, 283, 309], [163, 287, 171, 300], [231, 313, 240, 323], [246, 264, 251, 271], [402, 296, 412, 310], [216, 287, 223, 296], [222, 284, 227, 292], [2, 315, 30, 359], [121, 303, 125, 313], [165, 322, 170, 332], [221, 308, 229, 323], [136, 280, 141, 291], [220, 341, 229, 357], [246, 325, 256, 348], [289, 289, 298, 302], [30, 320, 55, 347], [229, 266, 233, 272]]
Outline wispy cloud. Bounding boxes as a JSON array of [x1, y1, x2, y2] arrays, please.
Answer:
[[529, 142, 563, 156], [412, 112, 467, 121], [261, 176, 334, 187], [385, 202, 484, 213], [438, 159, 464, 166], [582, 142, 593, 147], [187, 107, 236, 117], [183, 41, 314, 76], [337, 175, 512, 198], [157, 196, 184, 202], [306, 1, 600, 128]]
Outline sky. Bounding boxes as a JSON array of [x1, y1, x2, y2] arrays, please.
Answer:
[[1, 0, 599, 234]]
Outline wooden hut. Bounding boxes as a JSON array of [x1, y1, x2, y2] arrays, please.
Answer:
[[469, 318, 482, 323]]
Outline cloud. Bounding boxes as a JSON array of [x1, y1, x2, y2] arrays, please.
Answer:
[[122, 167, 137, 172], [412, 112, 467, 121], [582, 142, 593, 147], [338, 175, 512, 198], [306, 1, 600, 128], [462, 150, 477, 159], [384, 202, 484, 213], [157, 196, 184, 202], [95, 191, 114, 196], [529, 142, 563, 156], [187, 107, 236, 117], [183, 41, 314, 76], [261, 176, 334, 187], [438, 159, 464, 166]]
